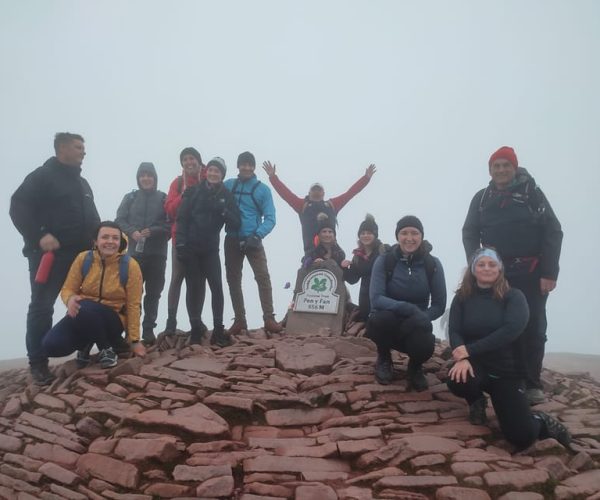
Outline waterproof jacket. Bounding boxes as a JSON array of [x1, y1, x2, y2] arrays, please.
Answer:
[[10, 157, 100, 256], [449, 287, 529, 378], [115, 163, 170, 258], [176, 181, 241, 254], [344, 241, 387, 320], [60, 248, 143, 342], [164, 167, 206, 243], [268, 173, 371, 252], [302, 242, 346, 268], [369, 244, 446, 321], [224, 175, 276, 239], [462, 167, 563, 280]]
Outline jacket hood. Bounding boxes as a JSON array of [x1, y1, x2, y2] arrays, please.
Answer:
[[45, 156, 82, 175], [137, 162, 158, 190], [488, 166, 537, 191]]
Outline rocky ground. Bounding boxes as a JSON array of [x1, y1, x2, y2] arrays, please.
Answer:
[[0, 321, 599, 500]]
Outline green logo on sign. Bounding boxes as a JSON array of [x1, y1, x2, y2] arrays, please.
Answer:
[[311, 277, 327, 292]]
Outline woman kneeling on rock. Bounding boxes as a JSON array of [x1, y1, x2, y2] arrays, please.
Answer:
[[446, 247, 570, 450], [42, 221, 146, 369], [368, 216, 446, 390]]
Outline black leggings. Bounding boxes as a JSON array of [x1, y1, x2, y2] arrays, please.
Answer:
[[367, 310, 435, 366], [446, 365, 541, 450], [185, 251, 224, 328], [42, 300, 124, 356]]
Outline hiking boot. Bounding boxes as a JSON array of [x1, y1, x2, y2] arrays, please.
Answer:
[[189, 323, 208, 345], [525, 388, 546, 405], [210, 325, 233, 348], [533, 411, 572, 449], [98, 348, 118, 369], [164, 316, 177, 334], [228, 318, 248, 336], [374, 350, 394, 385], [30, 362, 56, 386], [469, 396, 488, 425], [142, 328, 156, 346], [264, 317, 283, 334], [407, 362, 428, 392], [76, 343, 93, 368]]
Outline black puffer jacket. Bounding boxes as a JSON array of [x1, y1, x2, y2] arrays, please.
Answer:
[[115, 163, 170, 257], [462, 167, 563, 280], [176, 181, 241, 254], [10, 157, 100, 256]]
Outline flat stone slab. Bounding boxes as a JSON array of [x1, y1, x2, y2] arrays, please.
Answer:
[[244, 456, 351, 473], [170, 357, 229, 375], [275, 343, 336, 375], [265, 408, 344, 426], [126, 403, 229, 437]]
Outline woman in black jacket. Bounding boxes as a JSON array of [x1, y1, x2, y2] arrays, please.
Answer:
[[176, 157, 241, 346], [301, 213, 346, 268], [342, 214, 387, 322], [447, 247, 570, 450]]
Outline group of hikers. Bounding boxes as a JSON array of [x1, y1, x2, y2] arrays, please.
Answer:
[[10, 133, 569, 451]]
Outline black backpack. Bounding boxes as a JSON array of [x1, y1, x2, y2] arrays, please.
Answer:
[[383, 244, 437, 289]]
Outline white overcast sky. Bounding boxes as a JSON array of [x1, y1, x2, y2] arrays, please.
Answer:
[[1, 1, 599, 360]]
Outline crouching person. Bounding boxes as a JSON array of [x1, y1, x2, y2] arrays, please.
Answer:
[[42, 221, 146, 368], [368, 216, 446, 390], [446, 247, 570, 450]]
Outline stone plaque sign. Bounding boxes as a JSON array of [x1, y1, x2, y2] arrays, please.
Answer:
[[293, 269, 340, 314]]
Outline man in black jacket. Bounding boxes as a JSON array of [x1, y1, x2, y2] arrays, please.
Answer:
[[462, 146, 563, 405], [10, 132, 100, 385], [116, 162, 170, 345]]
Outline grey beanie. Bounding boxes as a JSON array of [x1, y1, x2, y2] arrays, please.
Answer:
[[206, 157, 227, 178]]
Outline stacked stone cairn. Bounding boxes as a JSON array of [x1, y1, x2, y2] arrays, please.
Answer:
[[0, 319, 599, 499]]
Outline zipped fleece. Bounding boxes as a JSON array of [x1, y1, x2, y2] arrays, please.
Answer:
[[60, 249, 143, 342]]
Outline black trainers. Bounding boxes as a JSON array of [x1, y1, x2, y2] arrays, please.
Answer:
[[142, 328, 156, 346], [407, 362, 428, 392], [76, 343, 93, 368], [210, 325, 233, 348], [469, 396, 488, 425], [374, 350, 394, 385], [30, 363, 56, 386], [98, 348, 118, 369], [189, 322, 208, 345], [533, 411, 572, 449]]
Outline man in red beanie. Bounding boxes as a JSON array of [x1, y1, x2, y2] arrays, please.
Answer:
[[462, 146, 563, 405]]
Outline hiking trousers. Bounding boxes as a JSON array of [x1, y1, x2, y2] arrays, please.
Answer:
[[185, 250, 225, 328], [224, 235, 275, 321], [42, 300, 124, 357], [447, 364, 541, 450], [135, 253, 166, 331], [25, 249, 79, 366], [367, 310, 435, 367]]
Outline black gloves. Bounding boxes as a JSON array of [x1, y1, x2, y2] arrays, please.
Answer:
[[240, 234, 263, 253]]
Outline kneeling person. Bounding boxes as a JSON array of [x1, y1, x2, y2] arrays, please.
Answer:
[[42, 222, 146, 368], [368, 216, 446, 389]]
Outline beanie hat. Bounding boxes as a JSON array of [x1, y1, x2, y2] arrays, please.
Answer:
[[317, 212, 336, 235], [180, 147, 202, 167], [237, 151, 256, 168], [358, 213, 378, 238], [488, 146, 518, 168], [395, 215, 424, 237], [206, 157, 227, 179]]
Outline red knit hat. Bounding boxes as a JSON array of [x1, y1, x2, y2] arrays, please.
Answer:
[[488, 146, 518, 168]]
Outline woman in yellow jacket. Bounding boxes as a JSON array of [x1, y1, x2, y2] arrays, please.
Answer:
[[42, 221, 146, 368]]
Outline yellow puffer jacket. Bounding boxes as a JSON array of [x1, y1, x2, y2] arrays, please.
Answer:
[[60, 249, 143, 342]]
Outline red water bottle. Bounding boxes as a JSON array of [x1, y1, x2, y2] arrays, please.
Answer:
[[35, 251, 55, 284]]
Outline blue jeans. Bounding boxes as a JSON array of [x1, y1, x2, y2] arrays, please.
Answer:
[[42, 300, 123, 357]]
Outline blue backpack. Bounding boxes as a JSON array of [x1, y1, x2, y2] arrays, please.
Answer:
[[81, 250, 131, 287]]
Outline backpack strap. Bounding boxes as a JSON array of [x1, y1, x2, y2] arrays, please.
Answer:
[[231, 179, 262, 213], [177, 175, 184, 194], [384, 244, 436, 288], [81, 250, 129, 288]]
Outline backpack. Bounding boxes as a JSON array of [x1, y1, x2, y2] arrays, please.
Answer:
[[81, 250, 131, 288], [384, 244, 436, 289], [230, 179, 262, 212]]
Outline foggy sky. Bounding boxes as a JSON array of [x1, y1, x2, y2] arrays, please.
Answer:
[[1, 0, 599, 360]]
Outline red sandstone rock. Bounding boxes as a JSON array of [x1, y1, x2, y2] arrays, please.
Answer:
[[76, 453, 139, 489], [295, 483, 337, 500], [245, 481, 294, 497], [244, 456, 351, 473], [23, 442, 80, 467], [265, 407, 344, 426], [450, 461, 491, 476], [114, 437, 180, 463], [497, 493, 544, 500], [38, 462, 80, 485], [561, 469, 600, 491], [143, 482, 192, 497], [410, 454, 446, 467], [484, 469, 549, 489], [172, 464, 232, 482], [338, 438, 385, 456], [435, 486, 492, 500], [375, 475, 458, 488], [196, 474, 234, 497], [170, 357, 229, 375], [204, 393, 254, 412], [275, 442, 338, 458], [50, 483, 88, 499], [275, 343, 336, 374], [0, 434, 22, 452], [126, 402, 229, 436]]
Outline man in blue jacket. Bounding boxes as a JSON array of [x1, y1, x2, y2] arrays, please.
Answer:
[[224, 151, 282, 334]]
